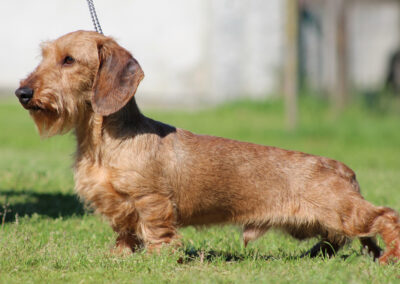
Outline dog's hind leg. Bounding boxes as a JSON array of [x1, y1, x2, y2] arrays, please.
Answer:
[[360, 237, 382, 260], [303, 238, 345, 258], [346, 205, 400, 264], [334, 197, 400, 264]]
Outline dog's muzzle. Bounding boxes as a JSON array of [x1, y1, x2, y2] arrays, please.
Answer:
[[15, 87, 34, 105]]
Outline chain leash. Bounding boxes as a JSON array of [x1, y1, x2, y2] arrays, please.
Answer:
[[86, 0, 103, 34]]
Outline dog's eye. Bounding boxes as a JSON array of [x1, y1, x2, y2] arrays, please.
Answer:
[[63, 56, 75, 66]]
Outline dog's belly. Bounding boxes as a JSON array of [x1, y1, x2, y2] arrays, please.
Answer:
[[172, 132, 290, 225], [172, 130, 359, 228]]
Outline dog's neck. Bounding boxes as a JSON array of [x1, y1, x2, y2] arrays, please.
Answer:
[[74, 98, 146, 163], [74, 97, 176, 166]]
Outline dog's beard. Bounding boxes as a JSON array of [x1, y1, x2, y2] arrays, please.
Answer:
[[27, 88, 91, 138], [30, 109, 74, 138], [28, 95, 79, 138]]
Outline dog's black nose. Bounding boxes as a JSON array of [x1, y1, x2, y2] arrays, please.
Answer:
[[15, 87, 34, 104]]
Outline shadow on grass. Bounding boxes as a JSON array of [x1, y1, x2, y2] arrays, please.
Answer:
[[0, 190, 85, 222], [180, 248, 353, 263], [181, 248, 275, 263]]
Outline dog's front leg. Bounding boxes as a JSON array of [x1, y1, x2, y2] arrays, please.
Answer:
[[134, 194, 179, 252], [112, 229, 143, 255]]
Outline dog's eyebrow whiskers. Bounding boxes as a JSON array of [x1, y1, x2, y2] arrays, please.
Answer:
[[40, 42, 52, 58]]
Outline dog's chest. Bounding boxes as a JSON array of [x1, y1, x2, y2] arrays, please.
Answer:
[[73, 158, 152, 204], [74, 162, 113, 202], [73, 159, 147, 229]]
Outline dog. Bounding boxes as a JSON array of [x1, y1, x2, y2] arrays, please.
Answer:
[[15, 31, 399, 263]]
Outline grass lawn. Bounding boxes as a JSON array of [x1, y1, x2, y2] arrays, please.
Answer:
[[0, 97, 399, 283]]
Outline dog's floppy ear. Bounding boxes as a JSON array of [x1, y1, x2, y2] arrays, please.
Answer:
[[92, 39, 144, 116]]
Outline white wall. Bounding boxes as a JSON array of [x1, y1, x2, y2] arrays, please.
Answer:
[[301, 0, 400, 92], [209, 0, 283, 102], [349, 1, 400, 88], [0, 0, 284, 105]]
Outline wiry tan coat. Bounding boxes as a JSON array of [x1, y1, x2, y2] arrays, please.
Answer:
[[16, 31, 400, 264]]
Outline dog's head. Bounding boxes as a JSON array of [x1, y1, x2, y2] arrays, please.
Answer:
[[15, 30, 144, 137]]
